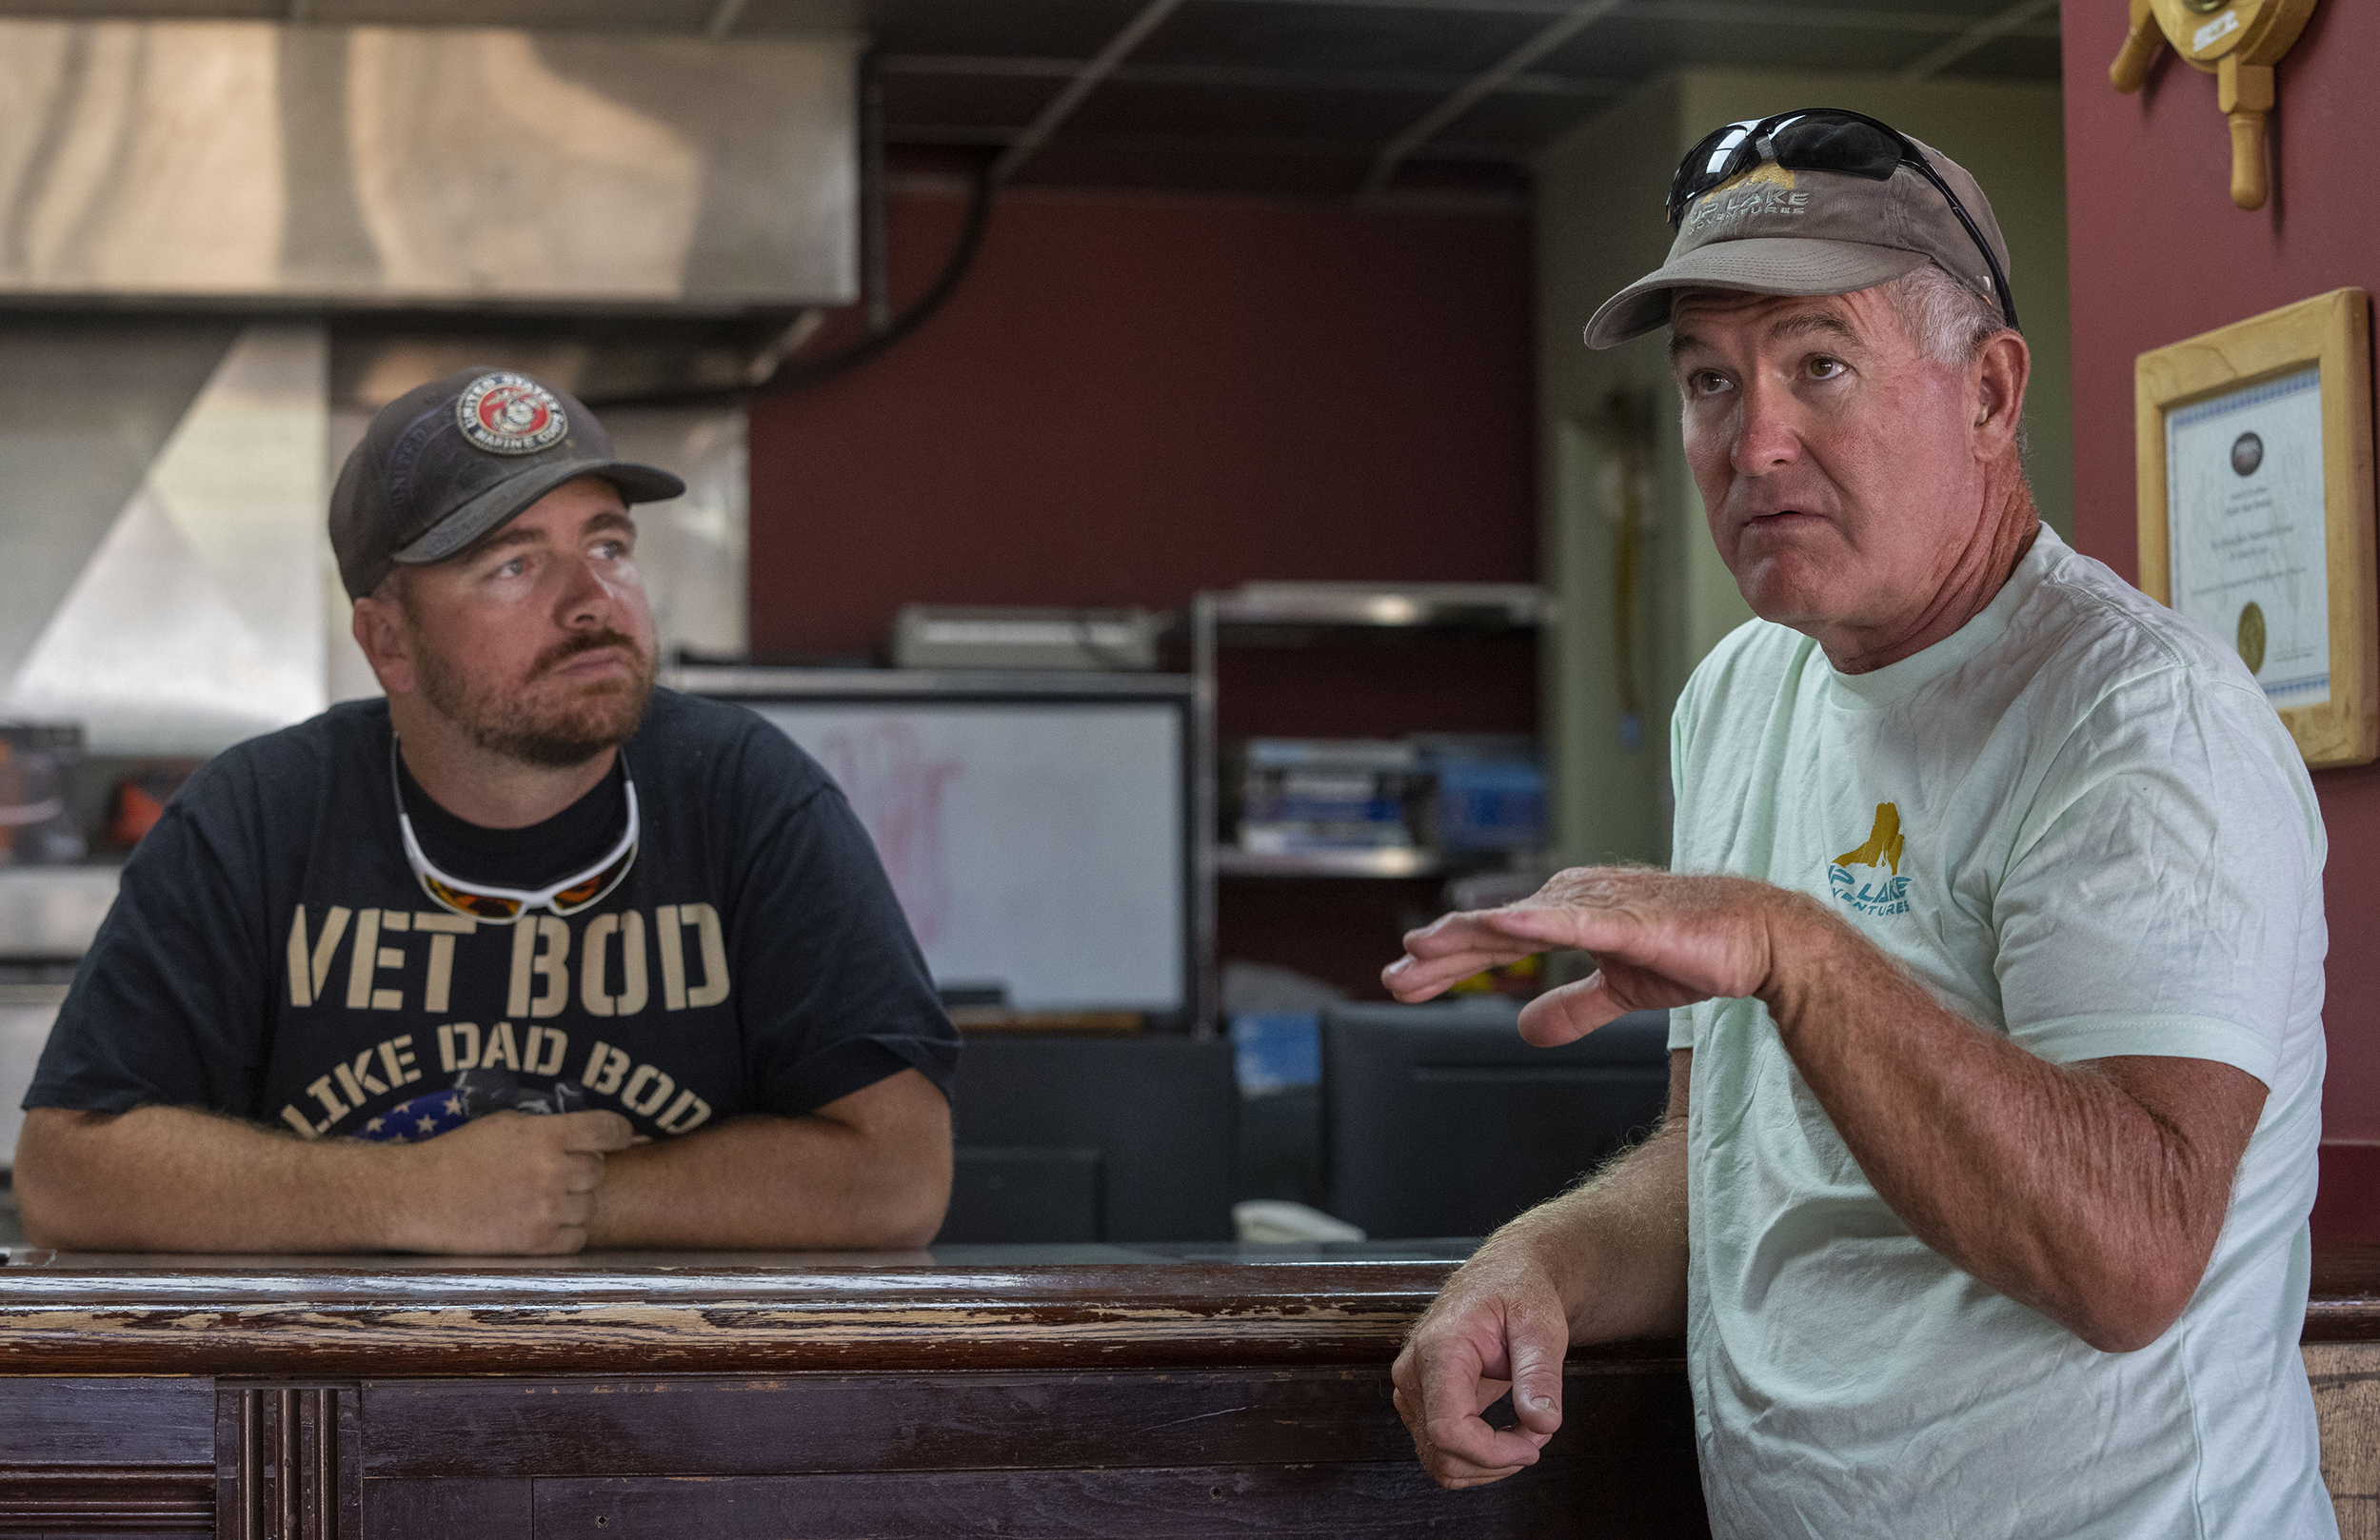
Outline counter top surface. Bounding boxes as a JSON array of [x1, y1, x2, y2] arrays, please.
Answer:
[[0, 1241, 1506, 1376], [0, 1238, 1481, 1272], [0, 1240, 2370, 1375]]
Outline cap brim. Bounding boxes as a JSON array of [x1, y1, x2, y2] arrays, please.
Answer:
[[1582, 238, 1932, 349], [393, 459, 688, 566]]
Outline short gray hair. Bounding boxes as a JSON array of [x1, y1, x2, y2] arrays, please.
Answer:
[[1881, 263, 2027, 461], [1879, 262, 2007, 367]]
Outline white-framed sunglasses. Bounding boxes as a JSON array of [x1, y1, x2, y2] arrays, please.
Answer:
[[390, 736, 639, 924]]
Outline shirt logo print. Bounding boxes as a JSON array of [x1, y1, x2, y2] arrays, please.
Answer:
[[1829, 801, 1913, 917]]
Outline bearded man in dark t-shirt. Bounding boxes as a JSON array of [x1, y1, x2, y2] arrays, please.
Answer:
[[13, 368, 959, 1254]]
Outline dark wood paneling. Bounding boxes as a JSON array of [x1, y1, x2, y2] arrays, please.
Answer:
[[533, 1461, 1610, 1539], [0, 1380, 213, 1465], [0, 1378, 214, 1537], [358, 1480, 529, 1540], [215, 1386, 357, 1540], [355, 1362, 1693, 1479], [4, 1248, 2373, 1540], [0, 1466, 215, 1536], [2306, 1242, 2380, 1341]]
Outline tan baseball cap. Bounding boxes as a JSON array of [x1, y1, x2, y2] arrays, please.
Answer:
[[1583, 127, 2013, 350]]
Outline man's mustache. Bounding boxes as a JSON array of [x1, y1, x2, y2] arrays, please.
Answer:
[[535, 629, 648, 677]]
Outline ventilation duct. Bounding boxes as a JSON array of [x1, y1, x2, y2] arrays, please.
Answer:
[[0, 20, 858, 310]]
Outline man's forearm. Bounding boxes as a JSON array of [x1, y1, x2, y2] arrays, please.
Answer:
[[1513, 1117, 1691, 1344], [1758, 896, 2263, 1350], [15, 1105, 404, 1253], [585, 1070, 953, 1251], [17, 1102, 627, 1255], [1464, 1053, 1692, 1347]]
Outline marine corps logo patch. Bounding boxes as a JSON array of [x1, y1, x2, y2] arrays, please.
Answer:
[[457, 373, 568, 455]]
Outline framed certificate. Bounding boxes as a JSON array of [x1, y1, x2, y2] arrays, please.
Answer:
[[2136, 288, 2377, 767]]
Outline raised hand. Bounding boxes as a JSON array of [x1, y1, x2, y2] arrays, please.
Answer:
[[1384, 867, 1795, 1044]]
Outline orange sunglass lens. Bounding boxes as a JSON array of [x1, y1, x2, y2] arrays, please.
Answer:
[[549, 851, 634, 915], [425, 874, 523, 920]]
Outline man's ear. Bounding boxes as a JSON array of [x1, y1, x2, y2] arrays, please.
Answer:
[[1973, 329, 2032, 458], [350, 591, 418, 697]]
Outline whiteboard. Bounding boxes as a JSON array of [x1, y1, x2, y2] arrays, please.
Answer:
[[754, 702, 1186, 1013]]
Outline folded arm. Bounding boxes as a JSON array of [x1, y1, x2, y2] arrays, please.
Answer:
[[1389, 868, 2266, 1353], [14, 1067, 951, 1254], [584, 1067, 952, 1250], [14, 1101, 632, 1254]]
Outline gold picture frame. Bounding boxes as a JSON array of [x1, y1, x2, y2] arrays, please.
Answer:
[[2136, 287, 2376, 768]]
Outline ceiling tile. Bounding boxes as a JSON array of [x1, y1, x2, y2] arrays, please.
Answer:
[[1062, 78, 1440, 143], [827, 0, 1153, 56], [1378, 156, 1530, 203], [1433, 87, 1619, 155], [883, 71, 1061, 133], [1008, 138, 1375, 197], [1538, 14, 1943, 79], [1931, 31, 2065, 81], [1140, 0, 1545, 75], [0, 0, 2069, 200], [1718, 0, 2029, 16]]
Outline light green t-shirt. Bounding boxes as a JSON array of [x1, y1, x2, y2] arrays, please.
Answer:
[[1670, 527, 2331, 1539]]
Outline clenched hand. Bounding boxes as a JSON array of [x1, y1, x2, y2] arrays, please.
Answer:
[[384, 1109, 635, 1254], [1392, 1239, 1575, 1489]]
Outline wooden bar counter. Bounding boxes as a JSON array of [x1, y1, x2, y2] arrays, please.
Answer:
[[1, 1240, 2374, 1538]]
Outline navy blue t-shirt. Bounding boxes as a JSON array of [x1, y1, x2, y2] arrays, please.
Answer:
[[28, 689, 957, 1142]]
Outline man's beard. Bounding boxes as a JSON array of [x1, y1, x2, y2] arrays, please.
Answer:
[[413, 627, 656, 769]]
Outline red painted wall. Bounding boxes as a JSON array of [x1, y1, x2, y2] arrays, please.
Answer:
[[744, 185, 1536, 658], [743, 184, 1537, 997], [2060, 0, 2380, 1230]]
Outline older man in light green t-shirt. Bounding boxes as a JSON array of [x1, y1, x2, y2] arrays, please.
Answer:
[[1384, 109, 2332, 1537]]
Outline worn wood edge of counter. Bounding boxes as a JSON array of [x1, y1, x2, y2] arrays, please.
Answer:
[[3, 1242, 2368, 1373], [0, 1259, 1677, 1376]]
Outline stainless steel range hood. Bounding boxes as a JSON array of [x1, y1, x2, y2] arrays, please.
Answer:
[[0, 20, 858, 310]]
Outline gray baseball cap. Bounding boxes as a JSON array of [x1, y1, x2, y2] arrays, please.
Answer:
[[1583, 128, 2013, 350], [329, 366, 685, 600]]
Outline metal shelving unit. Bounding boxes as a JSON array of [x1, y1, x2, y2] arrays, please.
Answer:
[[1213, 847, 1470, 879], [1190, 580, 1551, 894], [1200, 582, 1550, 635]]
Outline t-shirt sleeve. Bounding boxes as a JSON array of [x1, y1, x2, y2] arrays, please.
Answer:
[[1992, 666, 2322, 1086], [717, 722, 959, 1118], [24, 759, 274, 1117]]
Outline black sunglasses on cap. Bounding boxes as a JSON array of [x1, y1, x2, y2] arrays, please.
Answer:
[[1665, 108, 2020, 334]]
